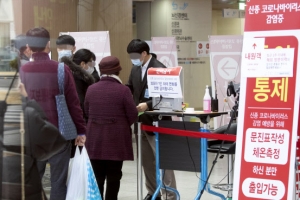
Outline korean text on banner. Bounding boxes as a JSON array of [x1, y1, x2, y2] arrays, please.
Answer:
[[147, 67, 182, 98], [60, 31, 111, 67], [233, 0, 300, 200], [152, 37, 178, 68]]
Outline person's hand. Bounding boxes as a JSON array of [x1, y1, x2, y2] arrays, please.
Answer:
[[136, 103, 148, 112], [75, 135, 86, 146], [19, 83, 28, 97]]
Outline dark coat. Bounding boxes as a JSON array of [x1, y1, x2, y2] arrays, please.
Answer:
[[60, 57, 95, 120], [127, 57, 169, 132], [91, 68, 100, 82], [84, 77, 138, 161]]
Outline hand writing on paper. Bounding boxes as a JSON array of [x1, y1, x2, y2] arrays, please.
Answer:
[[136, 103, 148, 112], [75, 135, 86, 146]]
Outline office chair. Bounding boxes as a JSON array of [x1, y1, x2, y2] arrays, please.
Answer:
[[207, 123, 237, 200]]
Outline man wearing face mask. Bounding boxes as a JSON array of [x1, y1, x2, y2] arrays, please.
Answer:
[[56, 35, 76, 61], [56, 36, 96, 117], [56, 37, 96, 158], [126, 39, 177, 200]]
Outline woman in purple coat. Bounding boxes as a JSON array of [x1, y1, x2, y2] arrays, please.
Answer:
[[84, 56, 138, 200]]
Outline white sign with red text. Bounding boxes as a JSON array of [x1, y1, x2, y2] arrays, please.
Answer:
[[147, 67, 182, 98], [242, 38, 294, 77], [241, 38, 265, 75]]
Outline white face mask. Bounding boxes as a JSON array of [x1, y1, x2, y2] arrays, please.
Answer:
[[85, 66, 94, 75], [58, 50, 72, 61], [131, 58, 143, 66]]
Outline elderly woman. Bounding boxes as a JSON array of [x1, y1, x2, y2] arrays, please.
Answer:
[[84, 56, 138, 200]]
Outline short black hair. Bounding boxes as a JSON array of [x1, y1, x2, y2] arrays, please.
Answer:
[[73, 48, 95, 65], [56, 35, 75, 46], [26, 27, 50, 52], [127, 39, 150, 54], [14, 34, 27, 54]]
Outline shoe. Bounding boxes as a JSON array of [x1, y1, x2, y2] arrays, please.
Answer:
[[144, 194, 162, 200]]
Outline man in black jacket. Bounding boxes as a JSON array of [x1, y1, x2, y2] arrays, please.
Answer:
[[126, 39, 177, 200], [56, 35, 96, 158]]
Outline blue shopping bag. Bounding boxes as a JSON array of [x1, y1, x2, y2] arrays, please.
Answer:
[[86, 159, 101, 200], [66, 146, 102, 200]]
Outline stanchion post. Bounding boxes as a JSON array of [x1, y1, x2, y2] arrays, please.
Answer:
[[137, 122, 143, 200]]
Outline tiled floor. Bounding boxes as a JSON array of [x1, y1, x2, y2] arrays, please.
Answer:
[[118, 151, 230, 200], [43, 143, 231, 200]]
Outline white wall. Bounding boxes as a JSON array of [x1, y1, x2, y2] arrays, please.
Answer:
[[150, 0, 212, 109]]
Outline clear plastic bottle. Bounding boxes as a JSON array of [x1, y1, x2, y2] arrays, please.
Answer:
[[203, 85, 211, 112]]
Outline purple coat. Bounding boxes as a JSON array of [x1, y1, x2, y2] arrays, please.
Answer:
[[84, 77, 138, 161]]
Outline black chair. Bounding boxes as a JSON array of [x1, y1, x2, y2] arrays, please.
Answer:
[[207, 123, 237, 199]]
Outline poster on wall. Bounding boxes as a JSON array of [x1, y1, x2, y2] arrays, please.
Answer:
[[167, 0, 211, 66], [151, 37, 178, 68], [60, 31, 111, 73], [209, 35, 243, 128], [196, 41, 209, 57], [233, 0, 300, 199]]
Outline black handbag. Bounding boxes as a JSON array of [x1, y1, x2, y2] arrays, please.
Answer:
[[23, 99, 67, 161], [4, 68, 67, 161]]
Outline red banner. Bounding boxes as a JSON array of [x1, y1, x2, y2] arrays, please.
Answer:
[[233, 0, 300, 199], [147, 66, 182, 76]]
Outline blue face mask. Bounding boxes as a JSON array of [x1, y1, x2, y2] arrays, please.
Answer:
[[58, 50, 72, 61], [131, 58, 143, 66]]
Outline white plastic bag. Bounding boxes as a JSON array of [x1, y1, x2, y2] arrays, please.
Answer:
[[66, 146, 102, 200], [66, 157, 74, 186]]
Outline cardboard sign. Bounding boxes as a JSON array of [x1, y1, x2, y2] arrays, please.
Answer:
[[233, 1, 300, 199], [147, 66, 183, 98]]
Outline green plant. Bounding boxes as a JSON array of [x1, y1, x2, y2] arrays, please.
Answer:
[[9, 57, 18, 71]]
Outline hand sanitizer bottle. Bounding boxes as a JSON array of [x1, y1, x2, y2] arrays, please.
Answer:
[[203, 85, 211, 112]]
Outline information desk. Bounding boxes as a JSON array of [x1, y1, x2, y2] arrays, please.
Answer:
[[142, 110, 229, 200]]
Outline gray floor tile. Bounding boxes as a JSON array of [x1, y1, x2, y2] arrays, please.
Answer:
[[43, 142, 231, 200]]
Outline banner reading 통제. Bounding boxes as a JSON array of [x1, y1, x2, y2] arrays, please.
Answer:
[[233, 1, 300, 199]]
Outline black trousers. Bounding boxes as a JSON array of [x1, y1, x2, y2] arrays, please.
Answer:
[[90, 159, 123, 200]]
